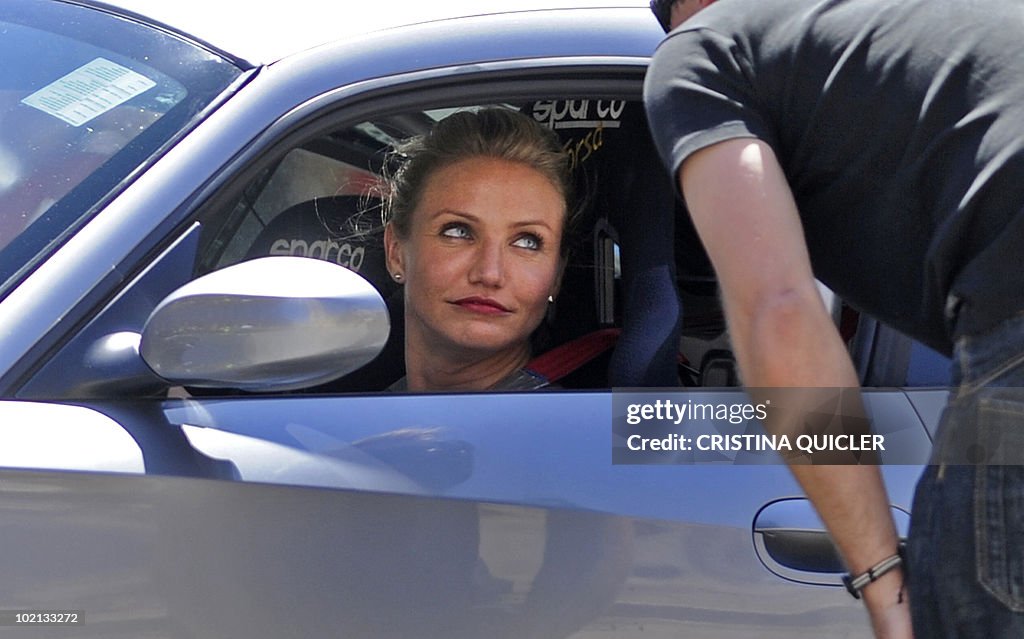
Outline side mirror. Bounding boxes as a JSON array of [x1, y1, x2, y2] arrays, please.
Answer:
[[139, 257, 389, 392]]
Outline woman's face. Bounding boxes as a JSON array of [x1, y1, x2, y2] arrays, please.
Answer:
[[386, 156, 565, 362]]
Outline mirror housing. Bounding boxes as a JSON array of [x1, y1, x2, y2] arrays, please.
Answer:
[[139, 257, 389, 392]]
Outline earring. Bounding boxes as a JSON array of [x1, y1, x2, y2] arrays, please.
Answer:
[[547, 295, 554, 303], [393, 272, 403, 283]]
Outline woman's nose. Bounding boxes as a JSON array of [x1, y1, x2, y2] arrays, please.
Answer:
[[468, 240, 505, 287]]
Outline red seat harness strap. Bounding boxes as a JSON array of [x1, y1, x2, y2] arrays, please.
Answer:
[[524, 328, 621, 384]]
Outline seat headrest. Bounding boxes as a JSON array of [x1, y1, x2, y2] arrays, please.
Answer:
[[246, 195, 396, 299]]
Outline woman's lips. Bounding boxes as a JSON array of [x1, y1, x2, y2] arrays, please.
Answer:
[[452, 296, 511, 314]]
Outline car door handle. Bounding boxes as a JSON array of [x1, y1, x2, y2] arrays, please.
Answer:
[[753, 498, 909, 586]]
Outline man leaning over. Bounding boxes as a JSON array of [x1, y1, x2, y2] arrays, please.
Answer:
[[645, 0, 1024, 637]]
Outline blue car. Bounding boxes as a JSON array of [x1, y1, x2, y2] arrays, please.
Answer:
[[0, 1, 947, 636]]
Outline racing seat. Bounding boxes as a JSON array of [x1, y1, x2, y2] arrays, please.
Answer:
[[246, 194, 397, 299], [524, 99, 691, 387]]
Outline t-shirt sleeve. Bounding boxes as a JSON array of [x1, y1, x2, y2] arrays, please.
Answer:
[[643, 27, 775, 179]]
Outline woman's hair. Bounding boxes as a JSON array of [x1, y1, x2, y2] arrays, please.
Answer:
[[383, 107, 576, 255]]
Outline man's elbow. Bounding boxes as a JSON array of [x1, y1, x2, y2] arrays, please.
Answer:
[[731, 285, 836, 382], [748, 285, 814, 334]]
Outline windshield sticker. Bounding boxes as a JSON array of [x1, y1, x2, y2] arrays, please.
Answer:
[[20, 58, 157, 127]]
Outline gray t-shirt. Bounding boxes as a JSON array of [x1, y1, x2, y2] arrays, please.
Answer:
[[644, 0, 1024, 354]]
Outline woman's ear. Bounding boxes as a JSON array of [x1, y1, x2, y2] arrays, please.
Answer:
[[383, 223, 404, 282]]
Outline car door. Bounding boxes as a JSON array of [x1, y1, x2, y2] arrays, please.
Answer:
[[0, 6, 937, 638]]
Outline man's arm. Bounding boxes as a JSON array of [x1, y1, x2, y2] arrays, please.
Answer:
[[679, 138, 912, 638]]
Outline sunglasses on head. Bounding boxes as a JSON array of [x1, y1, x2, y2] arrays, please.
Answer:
[[650, 0, 676, 33]]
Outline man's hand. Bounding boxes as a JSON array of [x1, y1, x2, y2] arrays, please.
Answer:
[[864, 569, 913, 638]]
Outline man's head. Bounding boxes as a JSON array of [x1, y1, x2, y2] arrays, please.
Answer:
[[650, 0, 717, 33]]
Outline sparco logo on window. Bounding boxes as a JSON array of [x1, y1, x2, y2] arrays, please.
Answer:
[[529, 99, 626, 129]]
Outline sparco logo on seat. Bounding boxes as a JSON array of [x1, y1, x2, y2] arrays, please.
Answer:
[[269, 238, 365, 272]]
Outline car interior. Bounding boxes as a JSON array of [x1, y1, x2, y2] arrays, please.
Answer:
[[188, 97, 731, 393]]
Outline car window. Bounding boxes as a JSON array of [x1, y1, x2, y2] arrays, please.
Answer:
[[852, 314, 952, 387], [204, 148, 380, 269], [190, 97, 703, 393], [0, 0, 243, 301]]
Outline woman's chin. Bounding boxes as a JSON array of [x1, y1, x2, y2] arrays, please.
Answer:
[[444, 329, 530, 359]]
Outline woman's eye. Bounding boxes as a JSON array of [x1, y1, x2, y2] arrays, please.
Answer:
[[512, 234, 542, 250], [441, 223, 471, 239]]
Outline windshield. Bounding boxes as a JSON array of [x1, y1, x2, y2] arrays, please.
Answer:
[[0, 0, 243, 298]]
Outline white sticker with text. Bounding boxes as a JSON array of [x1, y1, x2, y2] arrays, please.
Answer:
[[21, 57, 156, 127]]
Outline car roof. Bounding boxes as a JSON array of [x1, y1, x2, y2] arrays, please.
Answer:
[[84, 0, 652, 66]]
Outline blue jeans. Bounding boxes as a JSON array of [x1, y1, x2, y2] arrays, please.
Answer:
[[908, 312, 1024, 637]]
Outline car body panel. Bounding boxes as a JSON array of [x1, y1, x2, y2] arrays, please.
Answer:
[[0, 467, 873, 638], [152, 391, 928, 521], [0, 388, 930, 637]]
